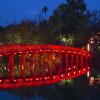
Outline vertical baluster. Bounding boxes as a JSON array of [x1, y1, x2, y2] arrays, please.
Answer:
[[76, 53, 79, 70], [71, 53, 74, 71], [42, 52, 44, 76], [29, 54, 33, 76], [65, 52, 68, 73], [81, 55, 84, 69], [86, 56, 88, 67], [23, 54, 26, 78], [0, 56, 2, 78], [38, 52, 41, 74], [73, 53, 76, 70], [51, 51, 55, 74], [59, 52, 62, 74], [48, 52, 52, 75], [8, 54, 14, 79], [11, 54, 14, 79], [8, 56, 10, 78], [33, 52, 36, 76], [20, 54, 26, 78], [42, 51, 47, 76], [20, 54, 23, 77], [89, 55, 91, 67]]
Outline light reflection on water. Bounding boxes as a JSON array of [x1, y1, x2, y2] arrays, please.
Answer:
[[0, 87, 46, 100], [0, 91, 20, 100], [0, 92, 45, 100], [0, 79, 99, 100]]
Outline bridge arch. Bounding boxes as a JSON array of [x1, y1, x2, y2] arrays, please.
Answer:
[[0, 45, 91, 88]]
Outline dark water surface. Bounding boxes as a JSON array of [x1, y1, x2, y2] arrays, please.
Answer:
[[0, 77, 100, 100], [0, 87, 47, 100]]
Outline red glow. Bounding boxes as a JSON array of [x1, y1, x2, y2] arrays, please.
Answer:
[[0, 44, 91, 89]]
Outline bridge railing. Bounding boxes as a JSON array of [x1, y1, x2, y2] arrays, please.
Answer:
[[0, 45, 91, 88]]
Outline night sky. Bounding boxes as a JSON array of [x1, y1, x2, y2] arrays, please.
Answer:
[[0, 0, 100, 26]]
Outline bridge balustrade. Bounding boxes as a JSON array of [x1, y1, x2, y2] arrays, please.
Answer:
[[0, 45, 91, 88]]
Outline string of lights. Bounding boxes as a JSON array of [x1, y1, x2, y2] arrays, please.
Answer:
[[0, 44, 91, 89]]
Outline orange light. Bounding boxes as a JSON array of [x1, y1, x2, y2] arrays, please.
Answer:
[[52, 56, 55, 60]]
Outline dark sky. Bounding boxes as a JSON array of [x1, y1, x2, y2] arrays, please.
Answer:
[[0, 0, 100, 26]]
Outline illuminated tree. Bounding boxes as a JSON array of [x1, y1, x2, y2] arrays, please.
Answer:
[[57, 34, 74, 46]]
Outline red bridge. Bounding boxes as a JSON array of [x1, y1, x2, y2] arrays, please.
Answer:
[[0, 45, 91, 89]]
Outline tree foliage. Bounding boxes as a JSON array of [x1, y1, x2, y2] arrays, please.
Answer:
[[0, 0, 100, 47], [0, 20, 56, 45], [49, 0, 89, 34], [88, 10, 100, 33], [48, 0, 91, 47]]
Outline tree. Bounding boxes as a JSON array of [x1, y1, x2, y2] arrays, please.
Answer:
[[2, 20, 39, 44], [42, 6, 48, 22], [88, 10, 100, 33], [49, 0, 90, 47]]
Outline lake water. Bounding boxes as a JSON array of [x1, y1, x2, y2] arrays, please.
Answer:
[[0, 87, 46, 100], [0, 77, 100, 100]]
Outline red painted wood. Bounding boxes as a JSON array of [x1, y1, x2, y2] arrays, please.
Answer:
[[0, 44, 91, 89]]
